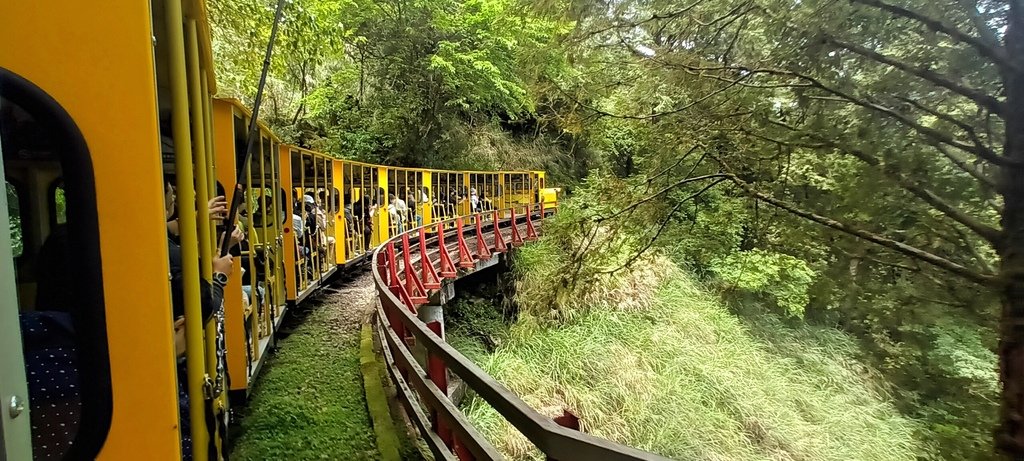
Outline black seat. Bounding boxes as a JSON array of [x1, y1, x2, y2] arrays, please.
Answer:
[[34, 224, 72, 312]]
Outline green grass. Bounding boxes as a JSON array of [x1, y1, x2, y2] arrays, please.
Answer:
[[461, 265, 923, 460], [229, 304, 380, 461]]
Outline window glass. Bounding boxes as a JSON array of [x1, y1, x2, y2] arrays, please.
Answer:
[[54, 183, 66, 225], [7, 181, 22, 257]]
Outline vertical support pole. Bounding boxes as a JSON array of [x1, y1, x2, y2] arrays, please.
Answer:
[[525, 204, 538, 241], [419, 227, 442, 289], [492, 209, 507, 253], [510, 206, 524, 247], [437, 221, 457, 278], [419, 305, 453, 448], [474, 214, 492, 260], [402, 233, 428, 305], [455, 217, 475, 269], [385, 244, 398, 294], [164, 0, 209, 458]]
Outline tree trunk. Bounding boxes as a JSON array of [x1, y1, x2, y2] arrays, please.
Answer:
[[996, 4, 1024, 456]]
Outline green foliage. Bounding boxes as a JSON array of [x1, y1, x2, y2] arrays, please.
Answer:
[[6, 182, 22, 257], [533, 0, 1009, 455], [446, 295, 508, 351], [711, 250, 816, 318], [207, 0, 1011, 456], [210, 0, 572, 167]]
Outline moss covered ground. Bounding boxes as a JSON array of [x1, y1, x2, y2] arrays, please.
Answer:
[[229, 275, 417, 460]]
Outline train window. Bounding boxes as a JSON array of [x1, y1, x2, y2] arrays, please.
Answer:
[[1, 69, 111, 460], [50, 179, 66, 226], [6, 180, 23, 257]]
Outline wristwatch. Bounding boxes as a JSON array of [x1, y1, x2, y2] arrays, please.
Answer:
[[212, 272, 228, 287]]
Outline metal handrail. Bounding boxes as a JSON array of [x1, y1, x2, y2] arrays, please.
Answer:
[[371, 203, 672, 461]]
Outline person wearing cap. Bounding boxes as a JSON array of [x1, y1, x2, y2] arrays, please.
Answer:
[[304, 193, 327, 231]]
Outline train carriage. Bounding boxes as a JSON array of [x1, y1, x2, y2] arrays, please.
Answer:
[[1, 0, 225, 459]]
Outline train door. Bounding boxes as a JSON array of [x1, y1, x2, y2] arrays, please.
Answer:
[[315, 155, 333, 278], [243, 134, 277, 366], [386, 168, 422, 237], [279, 146, 297, 302], [471, 172, 497, 214], [375, 166, 390, 244], [430, 171, 449, 221], [386, 169, 400, 237], [0, 69, 123, 459], [290, 150, 310, 296], [0, 156, 31, 460], [213, 100, 250, 396], [420, 170, 433, 228]]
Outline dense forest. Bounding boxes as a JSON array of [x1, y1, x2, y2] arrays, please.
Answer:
[[209, 0, 1021, 458]]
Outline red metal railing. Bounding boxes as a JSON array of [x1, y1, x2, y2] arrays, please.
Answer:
[[372, 202, 670, 461]]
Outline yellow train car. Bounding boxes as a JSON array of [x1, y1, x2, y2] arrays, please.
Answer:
[[211, 98, 289, 397], [283, 145, 341, 303], [1, 0, 226, 459], [0, 2, 557, 460]]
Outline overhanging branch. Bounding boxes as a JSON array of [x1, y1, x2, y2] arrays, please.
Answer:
[[714, 155, 996, 286], [851, 0, 1015, 71], [829, 37, 1004, 115]]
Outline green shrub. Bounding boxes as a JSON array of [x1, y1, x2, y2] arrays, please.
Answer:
[[711, 249, 816, 318]]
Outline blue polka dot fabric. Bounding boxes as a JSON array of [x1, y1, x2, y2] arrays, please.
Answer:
[[177, 359, 192, 461], [19, 311, 80, 460]]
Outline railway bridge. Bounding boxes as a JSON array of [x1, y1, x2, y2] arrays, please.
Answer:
[[366, 204, 670, 461]]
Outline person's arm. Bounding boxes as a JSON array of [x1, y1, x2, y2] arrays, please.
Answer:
[[204, 279, 224, 315], [210, 253, 233, 311]]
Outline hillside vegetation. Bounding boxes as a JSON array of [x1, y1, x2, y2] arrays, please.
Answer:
[[454, 242, 920, 460]]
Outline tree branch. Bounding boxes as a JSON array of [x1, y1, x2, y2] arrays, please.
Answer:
[[956, 0, 1003, 49], [646, 145, 699, 191], [599, 178, 727, 275], [714, 155, 995, 286], [648, 61, 1015, 165], [890, 95, 994, 155], [757, 120, 1002, 244], [828, 37, 1004, 115], [931, 142, 998, 190], [596, 173, 728, 222], [850, 0, 1015, 71]]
